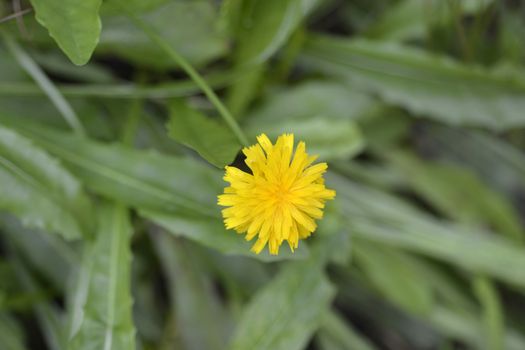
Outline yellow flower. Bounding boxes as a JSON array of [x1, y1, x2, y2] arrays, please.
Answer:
[[218, 133, 336, 255]]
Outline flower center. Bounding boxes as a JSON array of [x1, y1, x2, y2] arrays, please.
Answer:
[[271, 182, 291, 205]]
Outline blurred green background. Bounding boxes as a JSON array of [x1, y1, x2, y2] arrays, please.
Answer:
[[1, 0, 525, 349]]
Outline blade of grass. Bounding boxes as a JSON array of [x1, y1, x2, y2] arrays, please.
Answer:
[[473, 276, 504, 350], [119, 5, 249, 146], [1, 32, 85, 136]]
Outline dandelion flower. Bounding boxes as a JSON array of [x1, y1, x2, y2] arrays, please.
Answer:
[[218, 133, 336, 255]]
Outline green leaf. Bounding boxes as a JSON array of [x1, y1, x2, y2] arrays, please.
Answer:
[[229, 257, 335, 350], [244, 81, 369, 159], [28, 0, 102, 65], [302, 35, 525, 130], [428, 306, 525, 350], [365, 0, 493, 42], [0, 46, 26, 81], [364, 0, 430, 42], [473, 276, 504, 350], [236, 0, 321, 63], [69, 202, 135, 350], [0, 119, 218, 217], [100, 0, 170, 15], [0, 125, 90, 240], [0, 314, 25, 350], [317, 312, 376, 350], [331, 174, 525, 290], [423, 126, 525, 199], [97, 1, 227, 69], [226, 66, 266, 119], [0, 215, 78, 291], [11, 254, 68, 350], [153, 235, 230, 350], [354, 242, 434, 315], [167, 100, 240, 168], [388, 152, 524, 242], [141, 209, 309, 262]]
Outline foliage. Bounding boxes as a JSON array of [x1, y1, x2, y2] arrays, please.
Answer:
[[1, 0, 525, 349]]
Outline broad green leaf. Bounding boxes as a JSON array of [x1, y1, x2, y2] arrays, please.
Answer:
[[0, 125, 90, 240], [141, 209, 309, 262], [388, 153, 524, 242], [28, 0, 102, 65], [230, 256, 335, 350], [354, 242, 434, 315], [0, 314, 25, 350], [331, 174, 525, 290], [1, 119, 306, 261], [302, 35, 525, 130], [317, 312, 376, 350], [0, 119, 218, 217], [153, 235, 230, 350], [167, 100, 240, 168], [244, 82, 370, 159], [236, 0, 321, 63], [69, 202, 135, 350], [97, 1, 227, 69]]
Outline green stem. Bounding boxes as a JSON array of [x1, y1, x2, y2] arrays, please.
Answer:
[[122, 8, 249, 146], [0, 72, 232, 99], [121, 73, 146, 145], [121, 98, 143, 146], [1, 31, 86, 137]]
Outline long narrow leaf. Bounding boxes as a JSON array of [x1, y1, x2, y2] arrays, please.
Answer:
[[69, 202, 135, 350], [0, 125, 91, 240], [230, 251, 335, 350], [302, 35, 525, 130]]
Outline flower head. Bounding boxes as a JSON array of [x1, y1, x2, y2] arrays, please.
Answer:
[[218, 133, 336, 255]]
